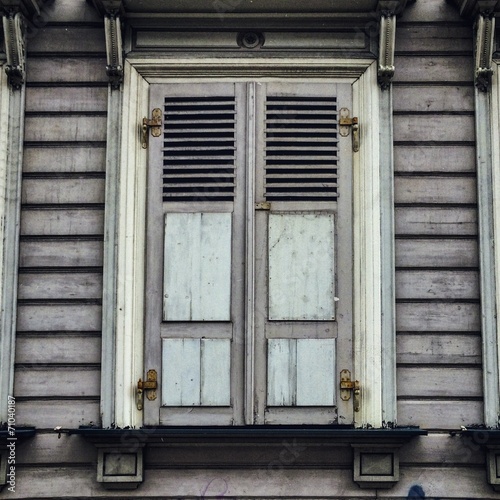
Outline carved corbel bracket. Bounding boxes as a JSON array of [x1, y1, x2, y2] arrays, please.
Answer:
[[1, 8, 26, 89], [104, 10, 123, 89], [475, 10, 496, 91], [378, 10, 397, 90]]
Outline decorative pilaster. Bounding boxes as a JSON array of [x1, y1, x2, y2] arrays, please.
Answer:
[[475, 10, 496, 91], [1, 8, 26, 89], [378, 11, 396, 90]]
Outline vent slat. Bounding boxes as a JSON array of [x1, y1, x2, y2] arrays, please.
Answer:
[[163, 95, 236, 202], [264, 94, 338, 202]]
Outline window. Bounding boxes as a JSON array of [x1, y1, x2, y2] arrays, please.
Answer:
[[143, 81, 354, 425]]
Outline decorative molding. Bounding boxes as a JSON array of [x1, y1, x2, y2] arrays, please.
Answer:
[[1, 9, 25, 89], [377, 11, 396, 90], [475, 11, 496, 91], [104, 11, 123, 88]]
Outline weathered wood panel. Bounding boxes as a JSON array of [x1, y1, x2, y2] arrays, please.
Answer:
[[15, 335, 101, 364], [21, 209, 104, 236], [395, 239, 478, 267], [16, 433, 96, 465], [26, 87, 108, 113], [396, 270, 479, 299], [394, 145, 476, 173], [24, 116, 107, 142], [20, 240, 103, 267], [395, 176, 476, 204], [38, 0, 102, 22], [268, 214, 335, 321], [398, 401, 483, 429], [163, 213, 232, 321], [393, 115, 475, 142], [14, 367, 100, 398], [393, 56, 473, 83], [26, 58, 107, 83], [16, 400, 100, 428], [16, 304, 102, 332], [401, 0, 466, 22], [397, 367, 482, 397], [393, 86, 474, 113], [23, 146, 106, 173], [27, 28, 105, 53], [22, 178, 105, 205], [396, 26, 472, 53], [396, 303, 481, 332], [395, 207, 477, 235], [397, 334, 481, 364], [200, 339, 231, 406], [18, 273, 103, 300]]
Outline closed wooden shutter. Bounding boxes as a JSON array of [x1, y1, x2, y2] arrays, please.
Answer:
[[145, 81, 353, 426]]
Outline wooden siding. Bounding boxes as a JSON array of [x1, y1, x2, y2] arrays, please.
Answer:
[[393, 5, 482, 432], [16, 0, 106, 435]]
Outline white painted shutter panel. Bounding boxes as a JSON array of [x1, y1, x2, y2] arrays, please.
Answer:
[[145, 83, 246, 425], [253, 82, 353, 424]]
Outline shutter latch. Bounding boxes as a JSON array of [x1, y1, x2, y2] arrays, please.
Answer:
[[142, 108, 162, 149], [339, 108, 360, 153], [340, 369, 360, 412], [136, 369, 158, 410]]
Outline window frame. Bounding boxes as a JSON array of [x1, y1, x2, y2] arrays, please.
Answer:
[[102, 56, 395, 429]]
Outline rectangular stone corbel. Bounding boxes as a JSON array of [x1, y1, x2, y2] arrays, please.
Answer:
[[96, 443, 144, 490], [352, 443, 401, 488]]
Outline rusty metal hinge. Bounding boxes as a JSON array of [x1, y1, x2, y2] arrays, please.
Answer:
[[136, 369, 158, 410], [340, 369, 361, 412], [339, 108, 360, 153], [141, 108, 162, 149]]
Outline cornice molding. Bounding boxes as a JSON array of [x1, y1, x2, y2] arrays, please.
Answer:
[[377, 9, 396, 90], [476, 10, 496, 91]]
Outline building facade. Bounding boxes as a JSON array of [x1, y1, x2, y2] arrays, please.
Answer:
[[1, 0, 500, 498]]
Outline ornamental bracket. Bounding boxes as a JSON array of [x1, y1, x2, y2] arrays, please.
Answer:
[[475, 10, 496, 92], [104, 10, 123, 89], [1, 8, 26, 89], [377, 9, 397, 90]]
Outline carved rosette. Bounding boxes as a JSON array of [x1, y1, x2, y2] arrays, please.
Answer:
[[2, 8, 26, 89], [378, 10, 396, 90]]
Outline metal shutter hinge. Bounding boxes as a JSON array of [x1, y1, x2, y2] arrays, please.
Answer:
[[142, 108, 162, 149], [339, 108, 360, 153], [136, 369, 158, 410], [340, 369, 360, 412]]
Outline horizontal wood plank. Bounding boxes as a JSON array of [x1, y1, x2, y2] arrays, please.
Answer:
[[397, 333, 481, 364], [26, 87, 108, 113], [17, 433, 96, 465], [395, 176, 476, 204], [397, 367, 482, 398], [18, 273, 103, 300], [21, 209, 104, 236], [393, 56, 473, 83], [395, 207, 477, 236], [393, 85, 474, 112], [17, 304, 102, 332], [23, 146, 106, 173], [396, 270, 479, 300], [396, 302, 480, 332], [396, 26, 472, 53], [16, 335, 101, 364], [16, 400, 99, 428], [14, 367, 100, 398], [27, 28, 105, 53], [26, 58, 107, 83], [394, 115, 475, 142], [397, 400, 483, 429], [395, 239, 478, 267], [394, 145, 476, 173], [22, 178, 105, 205], [24, 116, 107, 142], [20, 240, 103, 267]]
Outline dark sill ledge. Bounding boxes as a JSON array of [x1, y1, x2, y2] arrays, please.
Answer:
[[0, 427, 36, 443], [69, 425, 427, 444]]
